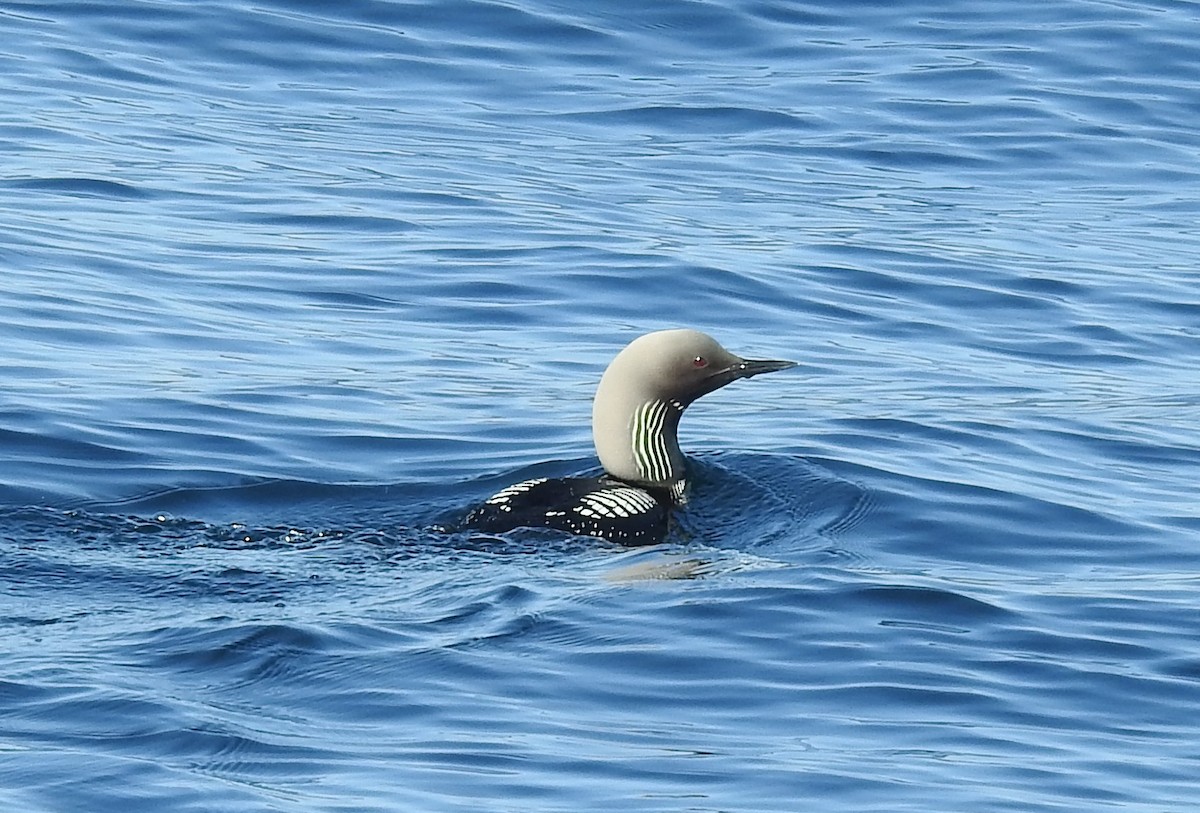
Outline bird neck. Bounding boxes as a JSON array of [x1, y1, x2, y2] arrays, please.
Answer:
[[593, 396, 688, 497]]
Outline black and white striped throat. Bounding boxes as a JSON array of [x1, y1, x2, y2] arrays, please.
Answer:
[[630, 398, 685, 486]]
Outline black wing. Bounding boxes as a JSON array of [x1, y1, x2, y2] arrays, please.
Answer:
[[462, 476, 671, 546]]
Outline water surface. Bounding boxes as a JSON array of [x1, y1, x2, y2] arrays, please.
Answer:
[[1, 0, 1198, 810]]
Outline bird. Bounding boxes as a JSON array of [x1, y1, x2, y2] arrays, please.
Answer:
[[461, 329, 795, 545]]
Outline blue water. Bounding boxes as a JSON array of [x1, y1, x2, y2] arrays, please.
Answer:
[[2, 0, 1199, 809]]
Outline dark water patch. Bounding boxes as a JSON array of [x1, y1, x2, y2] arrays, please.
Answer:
[[5, 177, 151, 199], [247, 213, 421, 233], [1156, 656, 1200, 684], [843, 583, 1012, 633], [143, 621, 333, 687], [559, 105, 813, 135]]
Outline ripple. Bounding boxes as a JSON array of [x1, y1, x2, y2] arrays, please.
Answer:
[[559, 104, 813, 134], [5, 177, 152, 199], [845, 583, 1013, 629]]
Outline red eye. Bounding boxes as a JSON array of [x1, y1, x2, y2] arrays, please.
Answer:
[[692, 356, 708, 368]]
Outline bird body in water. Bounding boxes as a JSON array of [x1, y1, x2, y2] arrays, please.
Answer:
[[463, 329, 795, 545]]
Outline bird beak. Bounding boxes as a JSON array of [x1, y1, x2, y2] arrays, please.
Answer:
[[699, 356, 796, 396], [732, 357, 798, 380]]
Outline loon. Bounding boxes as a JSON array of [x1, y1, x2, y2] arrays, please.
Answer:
[[462, 329, 796, 545]]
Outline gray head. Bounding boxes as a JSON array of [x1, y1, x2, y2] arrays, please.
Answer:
[[591, 329, 795, 497]]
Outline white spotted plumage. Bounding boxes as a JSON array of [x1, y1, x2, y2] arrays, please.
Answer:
[[573, 486, 659, 522], [465, 475, 670, 545], [483, 477, 548, 507]]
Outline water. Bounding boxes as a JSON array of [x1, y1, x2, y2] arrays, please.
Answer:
[[2, 0, 1199, 809]]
